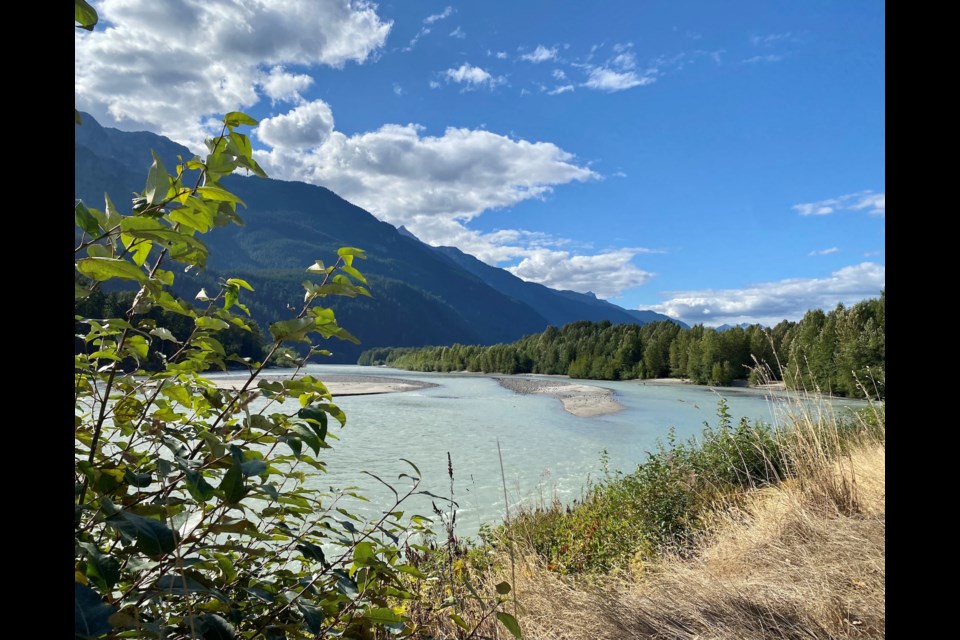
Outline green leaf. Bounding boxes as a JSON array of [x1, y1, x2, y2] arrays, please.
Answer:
[[396, 564, 426, 579], [297, 406, 328, 442], [269, 317, 315, 343], [76, 257, 146, 283], [224, 111, 259, 127], [337, 247, 367, 260], [196, 317, 230, 331], [103, 509, 177, 556], [495, 581, 512, 595], [129, 238, 153, 266], [75, 0, 98, 30], [198, 613, 237, 640], [226, 278, 254, 291], [185, 469, 215, 502], [213, 553, 238, 583], [75, 201, 100, 235], [75, 582, 116, 638], [226, 132, 253, 161], [341, 263, 367, 284], [297, 602, 324, 635], [150, 327, 179, 343], [145, 151, 171, 205], [449, 614, 470, 631], [218, 457, 246, 504], [353, 541, 376, 565], [113, 397, 144, 424], [78, 543, 121, 592], [363, 608, 404, 625], [497, 612, 522, 639], [296, 542, 326, 564], [197, 185, 245, 205]]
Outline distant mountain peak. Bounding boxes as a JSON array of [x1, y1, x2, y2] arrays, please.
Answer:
[[396, 225, 421, 241]]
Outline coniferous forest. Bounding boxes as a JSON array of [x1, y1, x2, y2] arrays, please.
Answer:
[[359, 292, 884, 398]]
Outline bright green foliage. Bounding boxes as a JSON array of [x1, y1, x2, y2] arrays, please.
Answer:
[[361, 296, 885, 399], [74, 107, 442, 638], [75, 22, 519, 637], [496, 401, 799, 574]]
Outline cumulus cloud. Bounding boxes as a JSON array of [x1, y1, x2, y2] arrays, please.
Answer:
[[552, 69, 567, 80], [649, 263, 886, 326], [255, 100, 335, 149], [794, 191, 885, 217], [256, 120, 596, 220], [508, 249, 654, 298], [443, 63, 504, 89], [75, 0, 391, 149], [808, 247, 839, 256], [259, 65, 315, 103], [521, 45, 558, 63]]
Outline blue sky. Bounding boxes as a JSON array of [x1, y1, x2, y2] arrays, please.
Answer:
[[76, 1, 885, 326]]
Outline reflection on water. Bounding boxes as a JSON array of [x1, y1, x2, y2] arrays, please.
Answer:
[[236, 365, 866, 537]]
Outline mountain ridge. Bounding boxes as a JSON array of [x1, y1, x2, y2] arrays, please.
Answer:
[[75, 114, 686, 361]]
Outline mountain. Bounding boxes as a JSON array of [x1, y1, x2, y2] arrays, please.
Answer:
[[715, 322, 756, 332], [431, 244, 686, 328], [75, 115, 684, 361]]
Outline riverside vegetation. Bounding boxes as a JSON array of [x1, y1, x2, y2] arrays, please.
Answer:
[[75, 3, 884, 638], [74, 4, 519, 637], [359, 293, 885, 399], [406, 379, 885, 639]]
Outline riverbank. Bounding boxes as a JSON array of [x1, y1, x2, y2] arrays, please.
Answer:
[[207, 373, 438, 396], [408, 400, 885, 639], [494, 376, 623, 417]]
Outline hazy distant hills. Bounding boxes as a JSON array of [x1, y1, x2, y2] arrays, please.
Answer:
[[75, 114, 685, 362]]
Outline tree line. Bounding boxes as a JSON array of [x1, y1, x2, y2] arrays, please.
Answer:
[[359, 292, 884, 398]]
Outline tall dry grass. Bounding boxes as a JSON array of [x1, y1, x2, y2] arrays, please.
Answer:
[[428, 390, 885, 639]]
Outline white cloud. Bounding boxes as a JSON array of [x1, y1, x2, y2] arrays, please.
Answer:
[[404, 27, 430, 51], [521, 45, 558, 63], [255, 113, 598, 231], [393, 83, 404, 96], [579, 42, 656, 92], [547, 84, 575, 95], [583, 67, 654, 92], [443, 63, 504, 89], [255, 100, 335, 149], [743, 54, 783, 64], [424, 6, 454, 24], [75, 0, 391, 150], [649, 263, 886, 326], [449, 26, 465, 39], [495, 51, 508, 59], [808, 247, 839, 256], [611, 51, 637, 70], [260, 65, 314, 103], [552, 69, 567, 80], [794, 191, 885, 217], [508, 249, 654, 298]]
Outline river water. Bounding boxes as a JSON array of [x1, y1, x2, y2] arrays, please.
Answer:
[[237, 365, 866, 539]]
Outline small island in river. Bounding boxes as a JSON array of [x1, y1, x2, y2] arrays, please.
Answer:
[[494, 376, 623, 417]]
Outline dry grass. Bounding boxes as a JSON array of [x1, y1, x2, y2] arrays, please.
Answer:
[[436, 405, 885, 640]]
